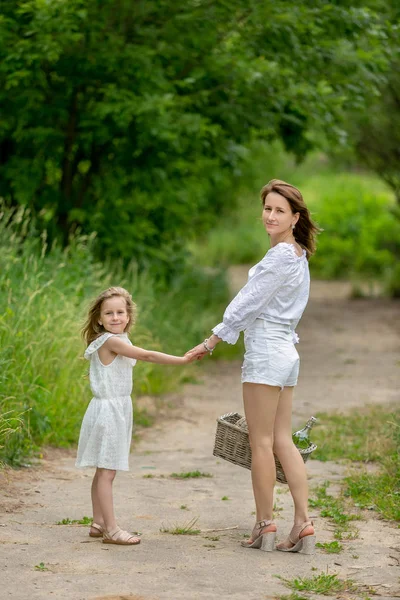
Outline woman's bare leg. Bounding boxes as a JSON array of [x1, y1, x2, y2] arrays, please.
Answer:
[[243, 382, 280, 527], [273, 386, 313, 547], [91, 467, 117, 533]]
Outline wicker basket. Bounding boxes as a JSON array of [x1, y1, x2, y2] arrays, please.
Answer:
[[213, 412, 317, 485]]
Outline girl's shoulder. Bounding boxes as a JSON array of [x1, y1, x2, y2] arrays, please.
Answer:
[[84, 333, 130, 360]]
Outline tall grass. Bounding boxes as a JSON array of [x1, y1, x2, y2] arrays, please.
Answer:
[[0, 205, 231, 465], [192, 142, 400, 293]]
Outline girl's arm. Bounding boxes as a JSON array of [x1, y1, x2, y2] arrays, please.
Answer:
[[104, 336, 193, 364]]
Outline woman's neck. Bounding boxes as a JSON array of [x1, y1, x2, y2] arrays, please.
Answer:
[[269, 231, 296, 247]]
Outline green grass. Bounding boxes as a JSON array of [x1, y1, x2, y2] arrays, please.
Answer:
[[277, 594, 309, 600], [312, 407, 398, 463], [278, 573, 357, 595], [315, 541, 343, 554], [312, 407, 400, 522], [310, 482, 360, 540], [344, 470, 400, 522], [170, 470, 213, 479], [160, 517, 201, 535]]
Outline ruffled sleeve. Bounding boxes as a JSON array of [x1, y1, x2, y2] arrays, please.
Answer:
[[84, 333, 116, 360], [212, 245, 296, 344]]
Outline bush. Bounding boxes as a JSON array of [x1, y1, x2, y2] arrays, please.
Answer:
[[193, 144, 400, 292], [0, 205, 232, 465]]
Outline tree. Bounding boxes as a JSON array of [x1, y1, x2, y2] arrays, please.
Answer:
[[349, 0, 400, 202], [0, 0, 391, 270]]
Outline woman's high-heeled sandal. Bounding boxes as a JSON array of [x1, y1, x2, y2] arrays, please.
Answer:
[[241, 519, 277, 552], [276, 521, 315, 554]]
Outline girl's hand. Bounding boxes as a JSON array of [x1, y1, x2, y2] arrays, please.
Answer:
[[183, 353, 200, 363], [185, 343, 209, 361]]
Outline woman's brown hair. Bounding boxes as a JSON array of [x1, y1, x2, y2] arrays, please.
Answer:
[[81, 287, 137, 345], [260, 179, 321, 259]]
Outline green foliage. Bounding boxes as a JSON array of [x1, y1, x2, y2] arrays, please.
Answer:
[[0, 205, 231, 465], [346, 1, 400, 201], [193, 143, 400, 292], [56, 516, 91, 525], [0, 0, 392, 270], [303, 173, 400, 281]]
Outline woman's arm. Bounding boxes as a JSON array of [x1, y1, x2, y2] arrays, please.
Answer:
[[186, 247, 294, 357], [210, 249, 292, 344], [105, 336, 194, 364]]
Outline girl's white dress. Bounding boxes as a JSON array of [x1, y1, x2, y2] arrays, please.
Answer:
[[75, 333, 136, 471]]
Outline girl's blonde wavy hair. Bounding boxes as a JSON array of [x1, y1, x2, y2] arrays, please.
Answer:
[[260, 179, 321, 259], [81, 287, 137, 345]]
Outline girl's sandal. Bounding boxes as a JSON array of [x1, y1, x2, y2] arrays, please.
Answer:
[[276, 521, 315, 554], [103, 527, 141, 545], [89, 522, 104, 538], [241, 519, 277, 552]]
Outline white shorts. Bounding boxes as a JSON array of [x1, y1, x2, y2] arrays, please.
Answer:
[[241, 319, 300, 389]]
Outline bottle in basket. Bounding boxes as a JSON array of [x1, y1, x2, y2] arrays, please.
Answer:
[[292, 417, 317, 450]]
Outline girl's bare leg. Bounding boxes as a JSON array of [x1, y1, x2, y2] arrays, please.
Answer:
[[273, 386, 313, 547], [91, 467, 117, 533], [243, 383, 281, 525], [90, 470, 104, 532]]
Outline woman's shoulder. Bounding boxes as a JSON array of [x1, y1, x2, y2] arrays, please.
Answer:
[[84, 333, 129, 359], [266, 243, 306, 262]]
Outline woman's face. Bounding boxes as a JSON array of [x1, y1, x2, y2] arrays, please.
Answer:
[[262, 192, 299, 236]]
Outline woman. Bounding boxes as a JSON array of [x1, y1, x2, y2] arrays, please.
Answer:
[[186, 179, 320, 554]]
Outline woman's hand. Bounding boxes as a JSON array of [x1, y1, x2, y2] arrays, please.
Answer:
[[185, 342, 209, 361]]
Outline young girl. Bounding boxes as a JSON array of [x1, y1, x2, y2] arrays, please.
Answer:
[[76, 286, 195, 546]]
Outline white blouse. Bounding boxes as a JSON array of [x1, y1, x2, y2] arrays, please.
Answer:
[[212, 242, 310, 345]]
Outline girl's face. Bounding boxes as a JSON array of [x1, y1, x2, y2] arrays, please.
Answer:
[[262, 192, 299, 236], [99, 296, 130, 334]]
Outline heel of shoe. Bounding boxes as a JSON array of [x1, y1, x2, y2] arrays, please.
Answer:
[[260, 531, 276, 552], [299, 534, 316, 555]]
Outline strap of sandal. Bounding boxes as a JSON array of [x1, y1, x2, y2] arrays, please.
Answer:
[[289, 521, 313, 545], [256, 519, 273, 530], [107, 527, 139, 543], [90, 522, 104, 534]]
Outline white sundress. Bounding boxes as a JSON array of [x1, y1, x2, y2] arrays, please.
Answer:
[[75, 333, 136, 471]]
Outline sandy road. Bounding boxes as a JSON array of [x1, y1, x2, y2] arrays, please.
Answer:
[[0, 279, 399, 600]]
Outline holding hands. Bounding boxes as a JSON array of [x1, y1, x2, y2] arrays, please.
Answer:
[[185, 336, 220, 361]]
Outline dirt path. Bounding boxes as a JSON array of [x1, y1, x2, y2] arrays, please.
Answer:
[[1, 277, 399, 600]]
